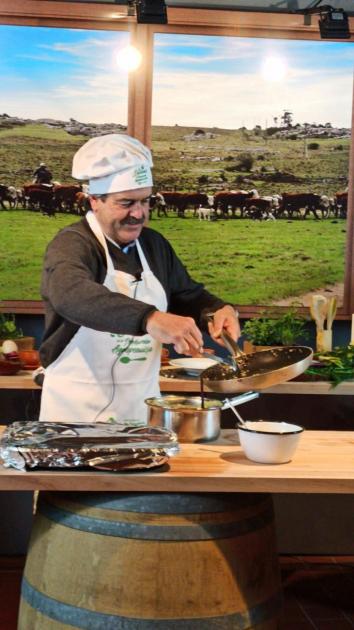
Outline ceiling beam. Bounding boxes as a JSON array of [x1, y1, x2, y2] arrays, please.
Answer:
[[0, 0, 353, 39]]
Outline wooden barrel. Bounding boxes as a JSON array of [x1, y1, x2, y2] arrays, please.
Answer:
[[18, 492, 282, 629]]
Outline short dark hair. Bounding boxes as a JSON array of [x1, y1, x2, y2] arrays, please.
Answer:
[[91, 194, 108, 202]]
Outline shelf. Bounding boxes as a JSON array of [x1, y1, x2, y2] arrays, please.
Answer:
[[1, 371, 354, 395]]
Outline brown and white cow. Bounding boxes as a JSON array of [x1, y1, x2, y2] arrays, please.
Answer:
[[213, 190, 254, 218], [0, 184, 15, 209], [278, 192, 326, 219], [160, 191, 209, 217], [243, 197, 276, 220], [334, 191, 348, 219], [22, 183, 55, 215], [53, 184, 82, 213]]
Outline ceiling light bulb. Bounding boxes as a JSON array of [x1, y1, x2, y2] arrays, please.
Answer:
[[116, 45, 142, 72]]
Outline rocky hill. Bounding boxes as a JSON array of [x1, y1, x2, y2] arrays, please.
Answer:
[[0, 113, 127, 137]]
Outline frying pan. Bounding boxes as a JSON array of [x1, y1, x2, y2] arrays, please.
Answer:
[[202, 330, 313, 394]]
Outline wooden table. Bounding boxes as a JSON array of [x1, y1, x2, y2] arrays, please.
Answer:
[[4, 427, 353, 628], [1, 429, 353, 494]]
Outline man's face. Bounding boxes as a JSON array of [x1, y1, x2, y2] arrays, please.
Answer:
[[90, 187, 152, 245]]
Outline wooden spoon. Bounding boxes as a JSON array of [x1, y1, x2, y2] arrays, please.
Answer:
[[326, 297, 337, 331], [310, 294, 328, 332]]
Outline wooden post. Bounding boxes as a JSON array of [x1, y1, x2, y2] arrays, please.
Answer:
[[127, 24, 154, 148]]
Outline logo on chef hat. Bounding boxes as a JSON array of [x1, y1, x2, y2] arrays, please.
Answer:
[[134, 165, 150, 186]]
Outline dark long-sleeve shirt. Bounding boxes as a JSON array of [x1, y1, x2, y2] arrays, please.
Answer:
[[40, 216, 227, 367]]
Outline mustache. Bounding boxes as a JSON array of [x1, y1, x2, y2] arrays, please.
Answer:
[[120, 216, 145, 226]]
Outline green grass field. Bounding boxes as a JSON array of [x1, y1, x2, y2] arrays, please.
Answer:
[[0, 122, 349, 304], [0, 210, 346, 304]]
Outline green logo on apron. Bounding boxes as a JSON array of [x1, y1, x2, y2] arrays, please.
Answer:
[[111, 335, 152, 364]]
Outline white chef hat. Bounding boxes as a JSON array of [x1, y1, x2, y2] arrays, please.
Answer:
[[72, 134, 153, 195]]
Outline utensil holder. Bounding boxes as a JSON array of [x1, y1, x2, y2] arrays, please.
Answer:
[[316, 330, 332, 352]]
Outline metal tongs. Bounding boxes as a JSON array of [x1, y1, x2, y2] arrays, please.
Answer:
[[219, 330, 245, 372], [205, 313, 243, 372], [203, 313, 245, 372]]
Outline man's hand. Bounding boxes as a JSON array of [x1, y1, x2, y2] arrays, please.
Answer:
[[145, 311, 204, 355], [207, 305, 240, 345]]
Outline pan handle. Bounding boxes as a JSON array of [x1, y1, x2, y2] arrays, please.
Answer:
[[221, 391, 259, 411]]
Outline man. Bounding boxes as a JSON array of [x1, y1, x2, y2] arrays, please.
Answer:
[[39, 134, 240, 423], [33, 162, 53, 185]]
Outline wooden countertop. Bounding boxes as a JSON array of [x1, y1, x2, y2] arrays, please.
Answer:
[[0, 371, 41, 389], [1, 370, 354, 395], [1, 429, 353, 494]]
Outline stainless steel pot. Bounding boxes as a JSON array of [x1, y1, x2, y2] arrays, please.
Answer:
[[145, 391, 259, 443]]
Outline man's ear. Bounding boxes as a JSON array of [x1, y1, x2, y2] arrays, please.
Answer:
[[89, 196, 98, 213]]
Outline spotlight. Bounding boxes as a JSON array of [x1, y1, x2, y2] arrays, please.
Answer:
[[135, 0, 167, 24], [127, 1, 136, 17], [319, 8, 351, 39]]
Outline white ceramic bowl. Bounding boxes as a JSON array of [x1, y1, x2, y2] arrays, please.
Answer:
[[169, 358, 217, 375], [238, 420, 304, 464]]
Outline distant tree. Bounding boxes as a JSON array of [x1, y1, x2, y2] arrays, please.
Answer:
[[273, 117, 278, 126], [198, 174, 209, 185], [281, 111, 293, 128]]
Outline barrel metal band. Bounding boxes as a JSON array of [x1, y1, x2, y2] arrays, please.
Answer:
[[39, 500, 274, 540], [21, 577, 282, 630], [58, 492, 268, 514]]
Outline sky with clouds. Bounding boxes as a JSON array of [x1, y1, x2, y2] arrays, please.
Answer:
[[153, 34, 353, 129], [0, 24, 352, 129]]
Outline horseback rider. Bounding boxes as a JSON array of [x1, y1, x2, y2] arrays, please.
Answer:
[[33, 162, 53, 185]]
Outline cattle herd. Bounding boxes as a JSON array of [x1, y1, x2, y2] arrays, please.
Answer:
[[0, 183, 348, 221], [0, 182, 89, 216]]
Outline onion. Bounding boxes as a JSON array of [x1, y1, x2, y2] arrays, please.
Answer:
[[1, 340, 19, 354]]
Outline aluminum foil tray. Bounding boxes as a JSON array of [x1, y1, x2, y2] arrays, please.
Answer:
[[0, 422, 179, 472]]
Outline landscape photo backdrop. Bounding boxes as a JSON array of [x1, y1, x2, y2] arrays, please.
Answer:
[[0, 26, 352, 305]]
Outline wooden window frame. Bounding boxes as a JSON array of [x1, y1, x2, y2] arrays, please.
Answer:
[[0, 0, 353, 319]]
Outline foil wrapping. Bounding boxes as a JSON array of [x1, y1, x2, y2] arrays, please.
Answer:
[[0, 422, 179, 472]]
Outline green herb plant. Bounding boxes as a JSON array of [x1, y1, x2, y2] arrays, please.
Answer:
[[307, 345, 354, 386], [242, 307, 308, 346], [0, 314, 23, 339]]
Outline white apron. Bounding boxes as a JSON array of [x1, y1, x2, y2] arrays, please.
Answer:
[[40, 211, 168, 424]]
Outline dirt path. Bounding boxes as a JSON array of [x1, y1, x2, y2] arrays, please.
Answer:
[[271, 283, 343, 307]]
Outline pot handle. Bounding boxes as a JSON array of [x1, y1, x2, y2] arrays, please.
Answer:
[[221, 391, 259, 410]]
